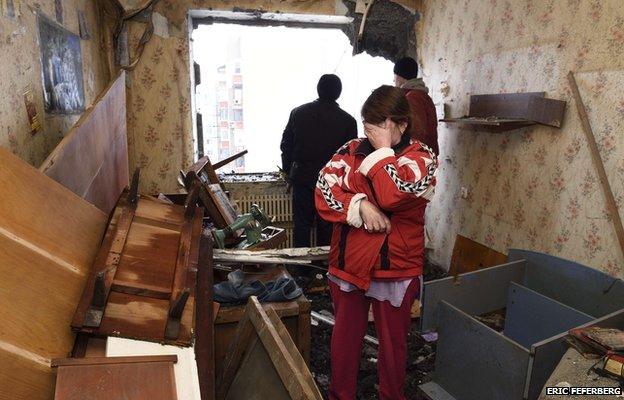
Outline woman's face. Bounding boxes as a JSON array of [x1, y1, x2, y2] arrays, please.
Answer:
[[364, 118, 407, 146]]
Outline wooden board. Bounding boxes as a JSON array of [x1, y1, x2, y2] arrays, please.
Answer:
[[218, 297, 321, 400], [39, 72, 129, 214], [72, 195, 201, 346], [448, 235, 508, 276], [0, 148, 107, 400], [0, 350, 53, 400], [0, 148, 107, 272], [52, 355, 178, 400], [194, 234, 215, 400], [469, 92, 545, 119]]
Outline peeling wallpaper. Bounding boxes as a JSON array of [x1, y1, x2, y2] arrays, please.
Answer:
[[0, 0, 108, 166], [419, 0, 624, 277]]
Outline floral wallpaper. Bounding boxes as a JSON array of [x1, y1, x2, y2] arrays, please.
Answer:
[[419, 0, 624, 277], [0, 0, 108, 166]]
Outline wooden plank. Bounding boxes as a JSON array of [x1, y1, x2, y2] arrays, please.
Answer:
[[53, 357, 178, 400], [567, 72, 624, 261], [83, 204, 136, 327], [213, 150, 248, 170], [245, 297, 321, 399], [266, 307, 320, 398], [213, 247, 329, 261], [448, 235, 508, 276], [468, 92, 545, 119], [220, 297, 322, 400], [72, 205, 124, 330], [195, 234, 215, 400], [0, 147, 107, 274], [0, 349, 53, 400], [0, 148, 107, 400], [40, 72, 129, 214], [0, 234, 85, 359], [166, 207, 202, 340], [51, 355, 177, 367]]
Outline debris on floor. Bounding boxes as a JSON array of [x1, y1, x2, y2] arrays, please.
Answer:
[[306, 260, 446, 399], [475, 308, 506, 332]]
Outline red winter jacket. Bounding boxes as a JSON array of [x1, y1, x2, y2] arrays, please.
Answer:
[[315, 135, 438, 290]]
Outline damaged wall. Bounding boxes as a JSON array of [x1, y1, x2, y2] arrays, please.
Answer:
[[419, 0, 624, 278], [0, 0, 109, 166], [120, 0, 418, 193]]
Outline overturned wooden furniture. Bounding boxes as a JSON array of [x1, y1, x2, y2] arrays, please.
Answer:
[[72, 171, 203, 346], [184, 156, 235, 228], [0, 148, 108, 400], [419, 250, 624, 400], [441, 92, 566, 133], [51, 355, 178, 400], [217, 297, 322, 400], [214, 266, 311, 379], [40, 72, 129, 214], [184, 156, 286, 249]]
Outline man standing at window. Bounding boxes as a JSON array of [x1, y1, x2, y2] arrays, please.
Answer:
[[281, 74, 357, 248], [393, 57, 439, 155]]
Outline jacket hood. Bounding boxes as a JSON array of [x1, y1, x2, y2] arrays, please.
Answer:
[[401, 78, 429, 93]]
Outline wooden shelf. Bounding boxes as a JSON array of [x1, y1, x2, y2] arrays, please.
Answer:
[[440, 92, 566, 133], [440, 117, 536, 133]]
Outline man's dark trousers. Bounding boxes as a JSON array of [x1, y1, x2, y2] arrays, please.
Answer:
[[292, 182, 332, 248]]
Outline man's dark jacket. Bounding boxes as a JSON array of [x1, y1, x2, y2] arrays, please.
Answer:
[[281, 99, 357, 186]]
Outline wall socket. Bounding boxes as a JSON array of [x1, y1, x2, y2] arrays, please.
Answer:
[[460, 186, 469, 199]]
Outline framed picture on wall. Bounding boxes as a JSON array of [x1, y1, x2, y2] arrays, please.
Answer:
[[37, 13, 85, 114]]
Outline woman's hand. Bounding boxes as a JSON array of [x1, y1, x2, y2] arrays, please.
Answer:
[[359, 199, 391, 234], [364, 119, 393, 149]]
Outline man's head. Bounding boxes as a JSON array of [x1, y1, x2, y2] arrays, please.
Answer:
[[393, 57, 418, 87], [317, 74, 342, 101]]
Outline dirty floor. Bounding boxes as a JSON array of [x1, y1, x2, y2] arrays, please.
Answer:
[[306, 261, 447, 399]]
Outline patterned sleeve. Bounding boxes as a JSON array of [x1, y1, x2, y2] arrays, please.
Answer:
[[315, 140, 368, 228], [357, 142, 438, 211]]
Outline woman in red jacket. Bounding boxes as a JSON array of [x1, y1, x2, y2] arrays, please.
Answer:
[[315, 85, 438, 400]]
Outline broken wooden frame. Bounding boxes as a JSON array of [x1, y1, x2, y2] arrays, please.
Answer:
[[51, 355, 178, 400], [72, 170, 204, 346], [419, 249, 624, 400], [216, 296, 322, 400]]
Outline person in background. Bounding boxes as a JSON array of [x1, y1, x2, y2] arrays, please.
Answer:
[[315, 85, 438, 400], [281, 74, 357, 248], [393, 57, 439, 155]]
